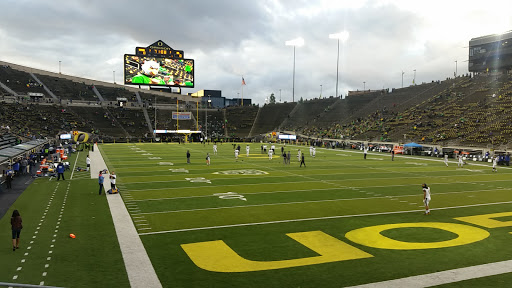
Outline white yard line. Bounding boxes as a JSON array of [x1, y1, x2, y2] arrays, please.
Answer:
[[91, 144, 162, 288], [345, 259, 512, 288], [131, 187, 510, 214], [131, 182, 510, 202], [138, 200, 512, 235]]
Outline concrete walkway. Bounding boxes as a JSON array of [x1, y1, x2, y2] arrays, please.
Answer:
[[89, 143, 162, 288]]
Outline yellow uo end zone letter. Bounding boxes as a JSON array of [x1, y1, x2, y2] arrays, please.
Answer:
[[345, 222, 489, 250], [181, 231, 373, 272], [455, 211, 512, 228]]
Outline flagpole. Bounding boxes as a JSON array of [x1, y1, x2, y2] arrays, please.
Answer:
[[241, 75, 244, 107]]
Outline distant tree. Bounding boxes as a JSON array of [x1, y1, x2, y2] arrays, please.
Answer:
[[299, 97, 304, 103], [269, 93, 276, 104]]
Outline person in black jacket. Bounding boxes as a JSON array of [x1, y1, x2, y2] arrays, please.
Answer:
[[11, 210, 22, 251], [300, 154, 306, 167]]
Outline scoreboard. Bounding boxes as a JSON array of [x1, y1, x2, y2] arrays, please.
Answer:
[[135, 40, 184, 59], [124, 40, 194, 87]]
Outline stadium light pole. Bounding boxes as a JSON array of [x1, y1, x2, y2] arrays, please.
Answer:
[[285, 37, 305, 103], [205, 95, 211, 140], [454, 60, 458, 77], [329, 31, 349, 99], [59, 61, 61, 74], [401, 71, 405, 88], [320, 84, 322, 98], [363, 81, 366, 91], [279, 89, 282, 103], [113, 71, 116, 84], [413, 69, 416, 85]]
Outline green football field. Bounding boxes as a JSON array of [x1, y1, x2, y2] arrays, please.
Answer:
[[102, 143, 512, 287], [2, 142, 512, 287]]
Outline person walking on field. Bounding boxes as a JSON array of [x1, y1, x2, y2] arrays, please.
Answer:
[[300, 153, 306, 167], [492, 156, 498, 172], [206, 153, 210, 166], [422, 183, 431, 215], [11, 210, 22, 251], [364, 146, 368, 160], [186, 150, 191, 164], [444, 154, 449, 167]]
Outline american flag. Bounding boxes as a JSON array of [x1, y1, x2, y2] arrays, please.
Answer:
[[242, 77, 246, 86]]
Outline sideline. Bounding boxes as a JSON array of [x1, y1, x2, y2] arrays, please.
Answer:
[[70, 151, 79, 180], [346, 259, 512, 288], [90, 143, 162, 288]]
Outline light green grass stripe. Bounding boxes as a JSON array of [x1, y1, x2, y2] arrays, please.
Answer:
[[139, 200, 512, 235]]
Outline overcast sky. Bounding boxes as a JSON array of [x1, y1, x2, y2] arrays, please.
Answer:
[[1, 0, 511, 104]]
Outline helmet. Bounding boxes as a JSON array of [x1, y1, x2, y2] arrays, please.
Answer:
[[422, 183, 427, 188]]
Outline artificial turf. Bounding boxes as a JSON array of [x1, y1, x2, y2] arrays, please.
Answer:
[[99, 142, 512, 288], [0, 151, 129, 287]]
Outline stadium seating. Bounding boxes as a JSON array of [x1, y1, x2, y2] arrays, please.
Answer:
[[250, 102, 297, 136], [34, 73, 97, 101], [0, 66, 47, 96], [225, 106, 259, 137]]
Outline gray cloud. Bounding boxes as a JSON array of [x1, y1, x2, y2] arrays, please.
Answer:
[[0, 0, 494, 104]]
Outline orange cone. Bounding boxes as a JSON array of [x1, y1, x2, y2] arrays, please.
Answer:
[[69, 234, 76, 239]]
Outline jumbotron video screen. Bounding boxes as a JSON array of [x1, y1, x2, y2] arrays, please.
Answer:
[[124, 55, 194, 87]]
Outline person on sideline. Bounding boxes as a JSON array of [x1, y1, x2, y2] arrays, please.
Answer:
[[422, 183, 431, 215], [98, 171, 104, 195], [364, 146, 368, 160], [86, 155, 91, 171], [110, 171, 117, 190], [11, 210, 22, 251], [444, 154, 449, 167], [213, 144, 218, 155], [56, 162, 65, 181]]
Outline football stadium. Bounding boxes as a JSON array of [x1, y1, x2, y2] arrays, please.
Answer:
[[2, 2, 512, 288]]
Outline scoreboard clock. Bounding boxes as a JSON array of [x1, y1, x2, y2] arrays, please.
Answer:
[[135, 40, 184, 59]]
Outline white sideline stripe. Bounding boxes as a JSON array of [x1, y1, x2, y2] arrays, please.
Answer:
[[138, 200, 512, 235], [346, 259, 512, 288], [70, 151, 79, 180], [132, 188, 510, 215], [92, 144, 162, 288]]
